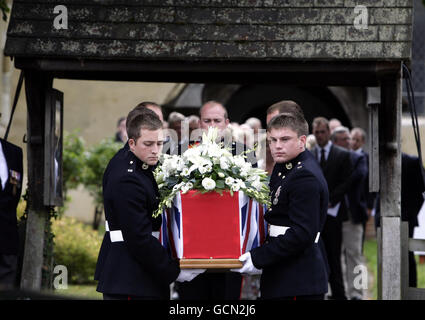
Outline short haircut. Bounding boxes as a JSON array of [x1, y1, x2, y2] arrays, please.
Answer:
[[267, 100, 304, 118], [199, 100, 228, 119], [312, 117, 330, 130], [245, 117, 262, 129], [188, 115, 200, 123], [126, 101, 162, 131], [117, 116, 126, 127], [168, 111, 185, 125], [351, 127, 366, 141], [267, 113, 309, 137], [127, 110, 163, 141], [330, 126, 350, 142]]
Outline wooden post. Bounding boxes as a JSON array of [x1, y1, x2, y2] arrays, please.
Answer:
[[20, 71, 53, 291], [378, 64, 402, 300]]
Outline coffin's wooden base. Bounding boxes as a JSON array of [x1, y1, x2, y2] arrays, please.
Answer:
[[180, 259, 242, 269]]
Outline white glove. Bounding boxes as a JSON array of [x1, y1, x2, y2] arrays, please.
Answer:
[[176, 269, 206, 282], [231, 252, 262, 275]]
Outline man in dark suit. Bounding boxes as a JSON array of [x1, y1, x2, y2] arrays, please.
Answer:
[[0, 137, 23, 289], [312, 117, 352, 300], [95, 108, 204, 300], [374, 153, 425, 287], [350, 127, 376, 219], [332, 126, 368, 300], [232, 112, 329, 300]]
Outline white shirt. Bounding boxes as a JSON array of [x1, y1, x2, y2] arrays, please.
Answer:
[[315, 141, 332, 162], [354, 147, 363, 155], [0, 140, 9, 190]]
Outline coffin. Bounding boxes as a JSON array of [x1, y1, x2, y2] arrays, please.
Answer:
[[159, 190, 267, 269]]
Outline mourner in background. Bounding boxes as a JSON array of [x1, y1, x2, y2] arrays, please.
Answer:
[[375, 152, 425, 288], [95, 108, 204, 300], [312, 117, 352, 300], [114, 116, 128, 143], [0, 123, 24, 289], [232, 112, 329, 300], [331, 126, 368, 300]]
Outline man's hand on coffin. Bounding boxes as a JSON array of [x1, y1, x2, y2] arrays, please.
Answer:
[[231, 252, 262, 275]]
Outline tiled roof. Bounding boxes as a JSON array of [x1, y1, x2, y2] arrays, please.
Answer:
[[4, 0, 413, 61]]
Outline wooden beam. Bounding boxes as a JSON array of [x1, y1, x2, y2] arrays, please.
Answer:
[[19, 70, 53, 291], [13, 58, 402, 86], [378, 63, 402, 300]]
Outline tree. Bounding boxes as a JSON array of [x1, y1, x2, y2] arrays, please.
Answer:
[[61, 130, 86, 214], [0, 0, 9, 22], [83, 138, 122, 229]]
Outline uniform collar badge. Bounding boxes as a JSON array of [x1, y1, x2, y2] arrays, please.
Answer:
[[285, 162, 292, 170], [142, 163, 149, 170]]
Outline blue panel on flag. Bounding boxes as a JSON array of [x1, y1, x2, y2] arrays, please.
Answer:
[[162, 215, 169, 250], [173, 204, 181, 239], [241, 203, 247, 234], [252, 234, 259, 249]]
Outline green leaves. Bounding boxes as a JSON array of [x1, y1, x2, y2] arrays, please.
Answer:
[[63, 131, 122, 207]]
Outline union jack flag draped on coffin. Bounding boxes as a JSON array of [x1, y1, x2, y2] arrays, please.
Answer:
[[159, 190, 268, 259]]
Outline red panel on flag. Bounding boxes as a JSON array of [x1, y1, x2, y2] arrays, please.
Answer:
[[181, 190, 241, 259]]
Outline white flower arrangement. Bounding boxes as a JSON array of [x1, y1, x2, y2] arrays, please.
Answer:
[[153, 127, 271, 217]]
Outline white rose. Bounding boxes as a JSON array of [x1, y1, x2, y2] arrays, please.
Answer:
[[231, 183, 240, 192], [225, 177, 234, 186], [233, 156, 246, 168], [198, 166, 207, 174], [202, 177, 216, 190], [220, 157, 230, 170], [180, 168, 190, 177], [218, 172, 225, 178]]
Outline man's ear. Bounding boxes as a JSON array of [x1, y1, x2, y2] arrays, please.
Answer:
[[299, 135, 307, 147], [128, 138, 135, 151]]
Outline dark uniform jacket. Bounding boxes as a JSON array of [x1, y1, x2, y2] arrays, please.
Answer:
[[250, 150, 329, 298], [95, 145, 180, 298], [0, 139, 23, 255]]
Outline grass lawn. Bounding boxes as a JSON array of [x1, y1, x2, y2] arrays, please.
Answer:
[[50, 284, 102, 300], [46, 236, 425, 300], [363, 237, 425, 299]]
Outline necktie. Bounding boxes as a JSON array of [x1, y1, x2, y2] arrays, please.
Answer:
[[320, 148, 326, 169]]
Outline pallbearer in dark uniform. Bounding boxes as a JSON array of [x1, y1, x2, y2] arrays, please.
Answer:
[[232, 113, 329, 300], [95, 110, 204, 300], [0, 137, 23, 289], [94, 102, 164, 284]]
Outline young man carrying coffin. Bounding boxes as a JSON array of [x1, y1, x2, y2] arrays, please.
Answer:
[[95, 111, 204, 300], [232, 113, 329, 300]]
